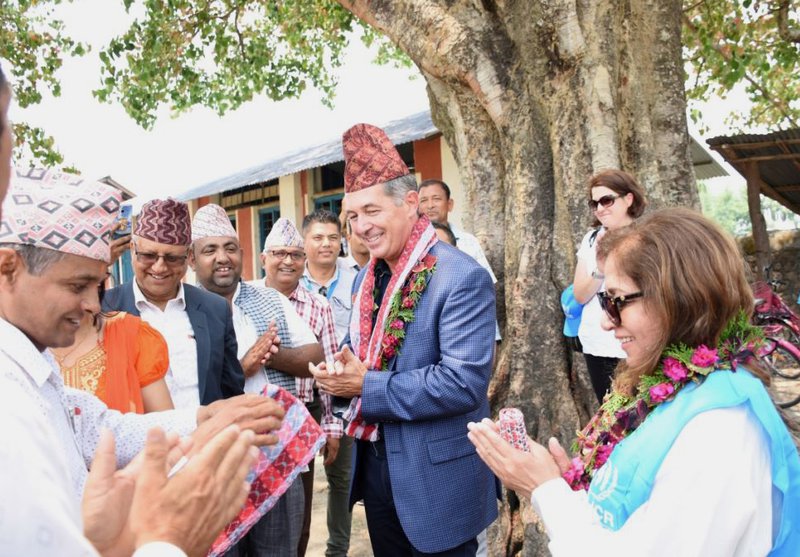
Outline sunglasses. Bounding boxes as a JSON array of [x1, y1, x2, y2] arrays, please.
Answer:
[[588, 194, 620, 211], [597, 291, 643, 326]]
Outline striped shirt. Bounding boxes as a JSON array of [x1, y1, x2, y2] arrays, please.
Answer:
[[287, 284, 342, 438]]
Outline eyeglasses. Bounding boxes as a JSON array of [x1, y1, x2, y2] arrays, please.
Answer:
[[588, 194, 621, 211], [269, 249, 305, 262], [597, 291, 643, 326], [133, 244, 189, 266], [318, 286, 328, 297]]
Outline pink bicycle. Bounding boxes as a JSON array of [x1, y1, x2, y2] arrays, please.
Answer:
[[752, 278, 800, 409]]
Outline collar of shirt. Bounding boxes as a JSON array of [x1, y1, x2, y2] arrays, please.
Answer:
[[133, 278, 187, 313], [341, 254, 361, 272], [0, 317, 58, 389], [232, 281, 243, 305], [448, 223, 465, 241], [301, 264, 340, 300]]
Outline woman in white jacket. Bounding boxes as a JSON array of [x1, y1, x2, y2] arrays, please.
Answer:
[[573, 169, 647, 403]]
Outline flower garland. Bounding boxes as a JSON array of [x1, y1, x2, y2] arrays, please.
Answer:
[[374, 253, 437, 370], [565, 310, 765, 491]]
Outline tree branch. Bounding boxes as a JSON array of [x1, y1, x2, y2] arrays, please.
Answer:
[[338, 0, 515, 125], [778, 0, 800, 43], [683, 13, 799, 127]]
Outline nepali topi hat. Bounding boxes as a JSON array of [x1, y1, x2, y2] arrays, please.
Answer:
[[262, 218, 304, 252], [342, 123, 409, 193], [191, 203, 237, 242], [135, 198, 191, 246], [0, 168, 121, 263]]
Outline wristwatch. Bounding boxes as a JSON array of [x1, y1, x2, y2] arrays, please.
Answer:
[[591, 269, 604, 280]]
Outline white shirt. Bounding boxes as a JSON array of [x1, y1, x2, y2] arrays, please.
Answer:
[[576, 229, 626, 358], [449, 224, 501, 341], [230, 283, 316, 395], [133, 280, 201, 410], [450, 224, 497, 284], [0, 318, 192, 557], [302, 258, 357, 344], [531, 406, 773, 556], [276, 292, 318, 346]]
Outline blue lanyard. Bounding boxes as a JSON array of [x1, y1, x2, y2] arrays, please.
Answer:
[[302, 268, 339, 300]]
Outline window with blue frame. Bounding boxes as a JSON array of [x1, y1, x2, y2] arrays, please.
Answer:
[[314, 193, 343, 216], [257, 207, 281, 278]]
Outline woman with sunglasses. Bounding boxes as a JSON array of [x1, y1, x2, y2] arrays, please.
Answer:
[[469, 208, 800, 555], [573, 169, 647, 403]]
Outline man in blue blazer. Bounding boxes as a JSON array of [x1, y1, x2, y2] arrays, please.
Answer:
[[103, 198, 244, 407], [312, 124, 499, 556]]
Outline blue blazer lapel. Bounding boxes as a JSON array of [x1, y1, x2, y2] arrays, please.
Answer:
[[184, 290, 210, 402]]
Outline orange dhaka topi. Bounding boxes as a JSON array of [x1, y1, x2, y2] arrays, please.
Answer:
[[342, 123, 409, 193]]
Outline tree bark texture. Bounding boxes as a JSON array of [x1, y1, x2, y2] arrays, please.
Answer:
[[340, 1, 699, 554]]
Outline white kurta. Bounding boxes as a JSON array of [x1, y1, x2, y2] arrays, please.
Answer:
[[0, 318, 194, 498], [0, 318, 194, 556]]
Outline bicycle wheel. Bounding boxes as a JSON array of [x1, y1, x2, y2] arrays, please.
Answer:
[[773, 325, 800, 348], [777, 393, 800, 410], [762, 341, 800, 380]]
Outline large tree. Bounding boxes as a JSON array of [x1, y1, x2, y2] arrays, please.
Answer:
[[93, 3, 695, 553], [8, 1, 800, 554]]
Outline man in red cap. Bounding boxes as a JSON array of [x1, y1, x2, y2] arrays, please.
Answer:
[[312, 123, 499, 556], [103, 198, 244, 409]]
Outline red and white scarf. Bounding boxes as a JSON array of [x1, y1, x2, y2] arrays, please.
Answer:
[[344, 216, 438, 441]]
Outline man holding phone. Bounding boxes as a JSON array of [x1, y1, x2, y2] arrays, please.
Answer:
[[110, 203, 133, 264]]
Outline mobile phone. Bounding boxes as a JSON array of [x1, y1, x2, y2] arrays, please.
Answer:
[[113, 204, 133, 238]]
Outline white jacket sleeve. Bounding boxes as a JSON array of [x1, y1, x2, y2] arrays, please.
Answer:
[[531, 406, 773, 557]]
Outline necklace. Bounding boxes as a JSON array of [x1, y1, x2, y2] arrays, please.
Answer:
[[564, 310, 765, 491], [52, 325, 96, 367]]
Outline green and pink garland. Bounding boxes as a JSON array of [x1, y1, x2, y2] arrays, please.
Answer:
[[565, 311, 765, 491], [375, 253, 437, 370]]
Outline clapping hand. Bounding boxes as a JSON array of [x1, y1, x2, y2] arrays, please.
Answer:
[[309, 345, 367, 398], [240, 321, 280, 377], [196, 394, 284, 448], [467, 418, 563, 500], [129, 426, 258, 556]]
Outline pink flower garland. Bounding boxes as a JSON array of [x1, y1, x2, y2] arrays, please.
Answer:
[[566, 312, 764, 491], [378, 253, 437, 369]]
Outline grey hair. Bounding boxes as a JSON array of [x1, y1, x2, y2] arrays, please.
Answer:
[[0, 243, 68, 275], [382, 174, 418, 206]]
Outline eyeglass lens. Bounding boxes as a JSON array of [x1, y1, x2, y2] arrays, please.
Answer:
[[136, 252, 187, 265], [271, 250, 304, 261], [589, 194, 619, 211], [598, 292, 621, 326]]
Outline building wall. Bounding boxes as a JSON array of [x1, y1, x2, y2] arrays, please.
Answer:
[[440, 137, 465, 228], [235, 206, 255, 281]]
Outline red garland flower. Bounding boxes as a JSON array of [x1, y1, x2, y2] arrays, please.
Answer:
[[377, 254, 437, 369]]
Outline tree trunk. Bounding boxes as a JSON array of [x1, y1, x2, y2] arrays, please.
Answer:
[[341, 0, 698, 554]]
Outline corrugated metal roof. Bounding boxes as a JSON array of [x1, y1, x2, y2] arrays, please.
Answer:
[[177, 109, 728, 200], [689, 132, 728, 180], [177, 110, 438, 201], [707, 129, 800, 213]]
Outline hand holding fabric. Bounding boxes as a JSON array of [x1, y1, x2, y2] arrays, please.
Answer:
[[196, 394, 284, 448], [467, 418, 561, 500]]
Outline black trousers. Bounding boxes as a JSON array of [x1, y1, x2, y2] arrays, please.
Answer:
[[358, 438, 478, 557], [583, 353, 619, 403]]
